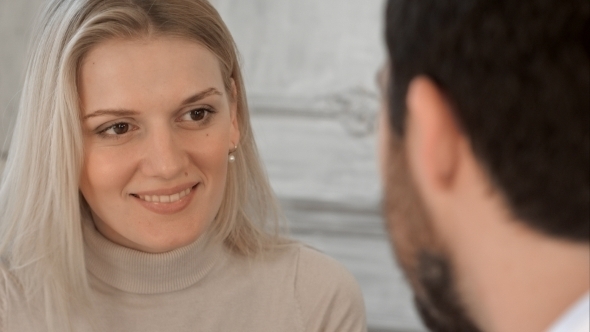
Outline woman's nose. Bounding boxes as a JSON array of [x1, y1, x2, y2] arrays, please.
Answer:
[[141, 126, 188, 180]]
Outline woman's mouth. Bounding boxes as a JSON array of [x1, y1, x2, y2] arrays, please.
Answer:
[[129, 184, 199, 215], [135, 187, 193, 203]]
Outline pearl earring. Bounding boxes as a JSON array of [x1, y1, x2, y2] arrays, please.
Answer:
[[229, 144, 237, 163]]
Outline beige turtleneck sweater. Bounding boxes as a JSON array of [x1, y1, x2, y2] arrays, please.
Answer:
[[0, 219, 367, 331]]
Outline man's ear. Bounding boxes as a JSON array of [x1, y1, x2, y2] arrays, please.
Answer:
[[229, 78, 240, 148], [405, 76, 462, 194]]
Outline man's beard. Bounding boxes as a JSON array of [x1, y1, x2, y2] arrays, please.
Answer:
[[383, 132, 482, 332]]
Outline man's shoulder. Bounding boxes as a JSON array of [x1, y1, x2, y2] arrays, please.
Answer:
[[549, 293, 590, 332]]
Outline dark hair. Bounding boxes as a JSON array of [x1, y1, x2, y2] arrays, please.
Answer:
[[385, 0, 589, 241]]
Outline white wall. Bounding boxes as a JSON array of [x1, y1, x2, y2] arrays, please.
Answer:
[[0, 0, 46, 152], [212, 0, 385, 112]]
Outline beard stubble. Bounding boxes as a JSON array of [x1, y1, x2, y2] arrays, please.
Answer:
[[382, 131, 482, 332]]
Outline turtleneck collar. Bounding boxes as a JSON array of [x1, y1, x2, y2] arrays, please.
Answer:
[[82, 216, 225, 294]]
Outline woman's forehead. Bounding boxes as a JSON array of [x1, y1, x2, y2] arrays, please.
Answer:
[[81, 36, 223, 80], [79, 37, 226, 113]]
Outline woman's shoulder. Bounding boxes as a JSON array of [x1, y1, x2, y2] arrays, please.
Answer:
[[0, 260, 15, 302], [0, 262, 6, 329], [0, 261, 24, 294], [268, 242, 368, 332], [291, 244, 360, 290], [0, 261, 23, 330], [268, 242, 363, 292]]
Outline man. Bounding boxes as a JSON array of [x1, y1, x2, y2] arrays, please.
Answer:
[[378, 0, 589, 331]]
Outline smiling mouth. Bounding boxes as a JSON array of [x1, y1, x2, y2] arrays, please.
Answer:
[[131, 185, 197, 203]]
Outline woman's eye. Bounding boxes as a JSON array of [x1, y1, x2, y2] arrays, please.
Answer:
[[185, 108, 209, 121], [99, 123, 133, 137], [108, 123, 130, 135], [178, 107, 216, 123], [190, 109, 207, 121]]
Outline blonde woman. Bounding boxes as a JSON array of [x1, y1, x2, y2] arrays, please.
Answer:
[[0, 0, 367, 331]]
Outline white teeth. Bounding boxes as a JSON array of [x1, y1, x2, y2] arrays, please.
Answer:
[[138, 187, 192, 203]]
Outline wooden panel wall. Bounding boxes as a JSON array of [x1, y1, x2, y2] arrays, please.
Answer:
[[0, 0, 47, 151]]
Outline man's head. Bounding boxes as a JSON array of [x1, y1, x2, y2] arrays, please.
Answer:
[[379, 0, 589, 330]]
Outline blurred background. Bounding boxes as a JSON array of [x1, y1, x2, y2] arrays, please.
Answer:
[[0, 1, 425, 331]]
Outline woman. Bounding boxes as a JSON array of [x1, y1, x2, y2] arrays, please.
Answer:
[[0, 0, 367, 331]]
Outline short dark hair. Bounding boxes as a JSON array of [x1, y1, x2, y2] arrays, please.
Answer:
[[385, 0, 589, 241]]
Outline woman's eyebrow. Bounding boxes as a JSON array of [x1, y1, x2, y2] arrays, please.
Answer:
[[83, 109, 139, 120], [180, 87, 222, 106], [82, 88, 223, 120]]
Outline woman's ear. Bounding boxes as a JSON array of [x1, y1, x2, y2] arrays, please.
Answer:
[[229, 78, 240, 148]]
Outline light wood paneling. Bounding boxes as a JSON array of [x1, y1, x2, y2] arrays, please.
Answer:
[[0, 0, 46, 149]]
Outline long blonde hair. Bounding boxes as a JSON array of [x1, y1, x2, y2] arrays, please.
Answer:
[[0, 0, 283, 330]]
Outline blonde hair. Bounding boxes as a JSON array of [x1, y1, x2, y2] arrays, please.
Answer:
[[0, 0, 284, 330]]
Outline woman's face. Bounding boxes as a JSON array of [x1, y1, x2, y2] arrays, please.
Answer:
[[79, 37, 239, 253]]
